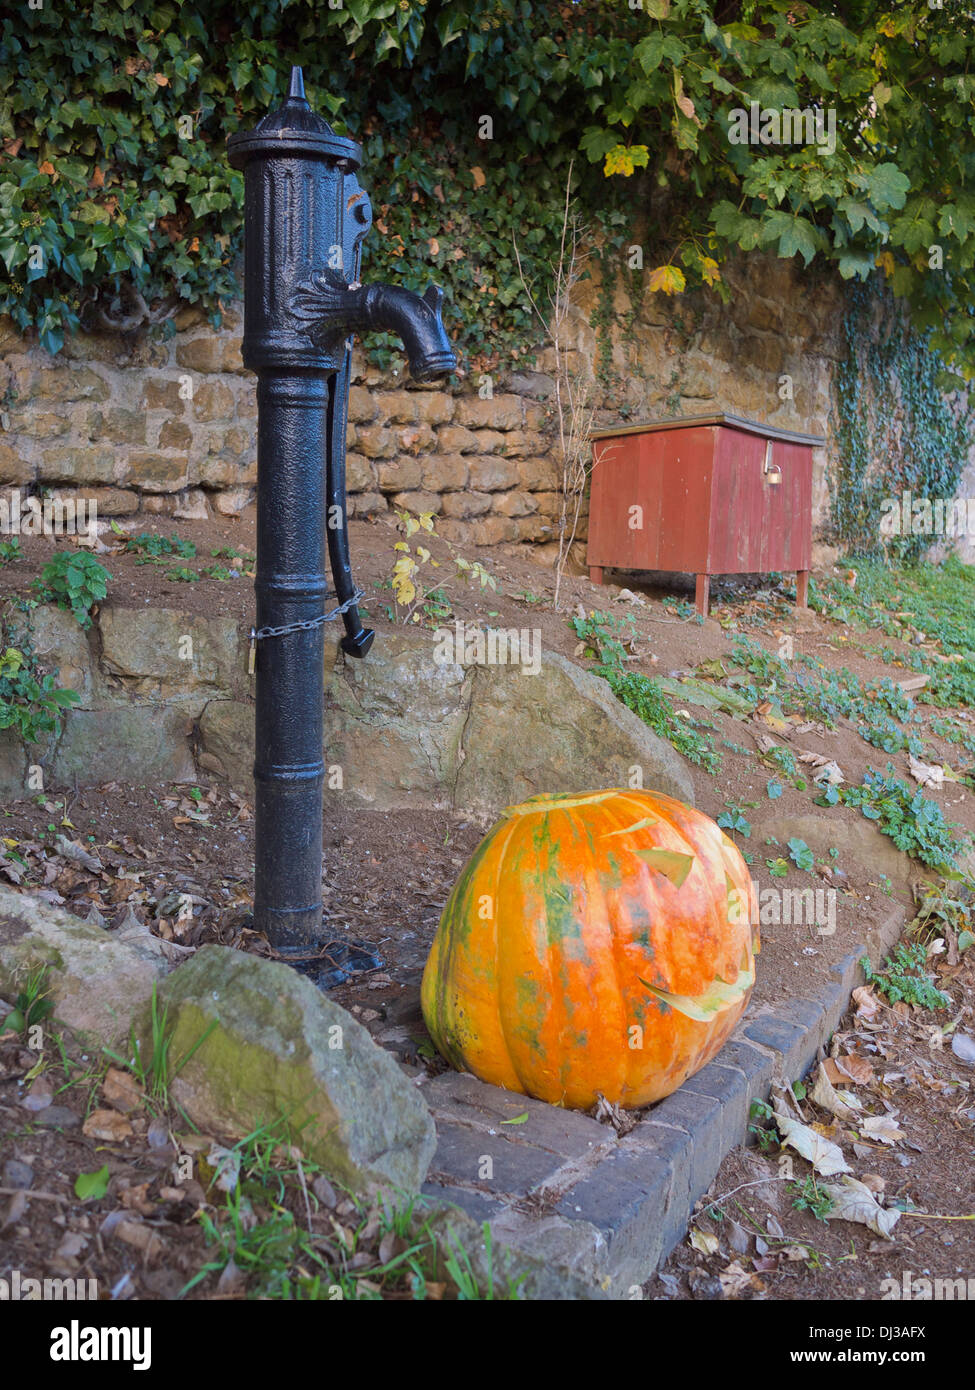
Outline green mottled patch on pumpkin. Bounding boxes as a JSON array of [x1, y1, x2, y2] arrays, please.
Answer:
[[515, 976, 540, 1011], [601, 850, 625, 891], [543, 874, 582, 947]]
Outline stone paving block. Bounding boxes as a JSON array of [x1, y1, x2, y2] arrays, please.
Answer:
[[639, 1087, 724, 1206], [429, 1119, 566, 1197], [717, 1038, 775, 1097], [619, 1120, 692, 1262], [422, 1070, 610, 1159], [743, 1012, 807, 1079], [817, 977, 849, 1037], [679, 1061, 750, 1155], [554, 1144, 675, 1289], [487, 1208, 607, 1291], [420, 1178, 505, 1224], [774, 996, 828, 1077], [830, 950, 862, 989]]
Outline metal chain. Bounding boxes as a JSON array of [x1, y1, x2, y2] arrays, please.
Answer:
[[250, 587, 365, 645]]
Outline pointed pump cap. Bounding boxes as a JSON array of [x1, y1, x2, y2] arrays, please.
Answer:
[[228, 63, 361, 169]]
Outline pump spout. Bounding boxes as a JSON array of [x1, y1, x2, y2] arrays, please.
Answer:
[[290, 270, 456, 381]]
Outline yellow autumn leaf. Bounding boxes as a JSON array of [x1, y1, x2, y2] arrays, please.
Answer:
[[471, 166, 486, 189], [876, 251, 895, 277], [603, 144, 649, 178], [648, 264, 686, 295], [393, 577, 416, 606], [428, 237, 439, 256], [154, 73, 169, 86], [701, 256, 721, 287]]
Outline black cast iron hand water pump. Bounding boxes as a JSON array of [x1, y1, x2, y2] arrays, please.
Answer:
[[228, 68, 456, 952]]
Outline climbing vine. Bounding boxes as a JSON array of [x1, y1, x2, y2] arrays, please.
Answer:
[[831, 281, 974, 561], [3, 2, 975, 382]]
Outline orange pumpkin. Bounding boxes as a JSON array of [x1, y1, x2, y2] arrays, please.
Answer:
[[421, 788, 759, 1109]]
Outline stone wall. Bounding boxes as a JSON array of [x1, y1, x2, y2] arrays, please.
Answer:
[[0, 251, 959, 551], [0, 604, 691, 814]]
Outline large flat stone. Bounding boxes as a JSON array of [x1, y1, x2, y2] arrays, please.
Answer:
[[53, 704, 198, 784], [198, 627, 695, 814], [456, 648, 695, 809], [98, 605, 244, 699], [324, 631, 470, 808]]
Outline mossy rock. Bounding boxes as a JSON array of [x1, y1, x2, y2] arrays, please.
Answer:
[[0, 886, 169, 1045], [147, 944, 436, 1194]]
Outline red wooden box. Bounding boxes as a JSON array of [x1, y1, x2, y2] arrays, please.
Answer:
[[587, 413, 823, 617]]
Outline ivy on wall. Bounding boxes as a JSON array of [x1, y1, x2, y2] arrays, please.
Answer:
[[2, 1, 975, 388], [831, 281, 973, 561], [0, 0, 607, 369]]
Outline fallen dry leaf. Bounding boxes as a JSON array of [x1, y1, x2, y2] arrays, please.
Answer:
[[718, 1260, 765, 1298], [826, 1053, 875, 1085], [114, 1218, 163, 1261], [119, 1182, 155, 1215], [851, 987, 880, 1020], [55, 1231, 89, 1260], [821, 1175, 901, 1239], [3, 1190, 28, 1227], [83, 1109, 133, 1143], [689, 1227, 720, 1256], [811, 1064, 861, 1122], [908, 753, 943, 790], [860, 1114, 904, 1146], [102, 1066, 144, 1114], [774, 1110, 850, 1177]]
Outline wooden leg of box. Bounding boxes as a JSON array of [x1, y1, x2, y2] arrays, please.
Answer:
[[695, 573, 710, 618], [795, 569, 809, 609], [589, 565, 604, 586]]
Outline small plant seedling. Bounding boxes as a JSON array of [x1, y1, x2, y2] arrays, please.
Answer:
[[748, 1098, 778, 1152], [717, 803, 752, 838], [860, 942, 950, 1011], [4, 963, 54, 1034], [125, 532, 196, 563], [33, 551, 110, 629], [790, 1176, 834, 1222], [787, 837, 815, 872]]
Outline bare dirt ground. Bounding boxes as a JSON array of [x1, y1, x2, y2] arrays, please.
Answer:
[[1, 514, 973, 1299]]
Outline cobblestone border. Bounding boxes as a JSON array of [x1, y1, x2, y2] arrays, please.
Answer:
[[418, 900, 909, 1298]]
